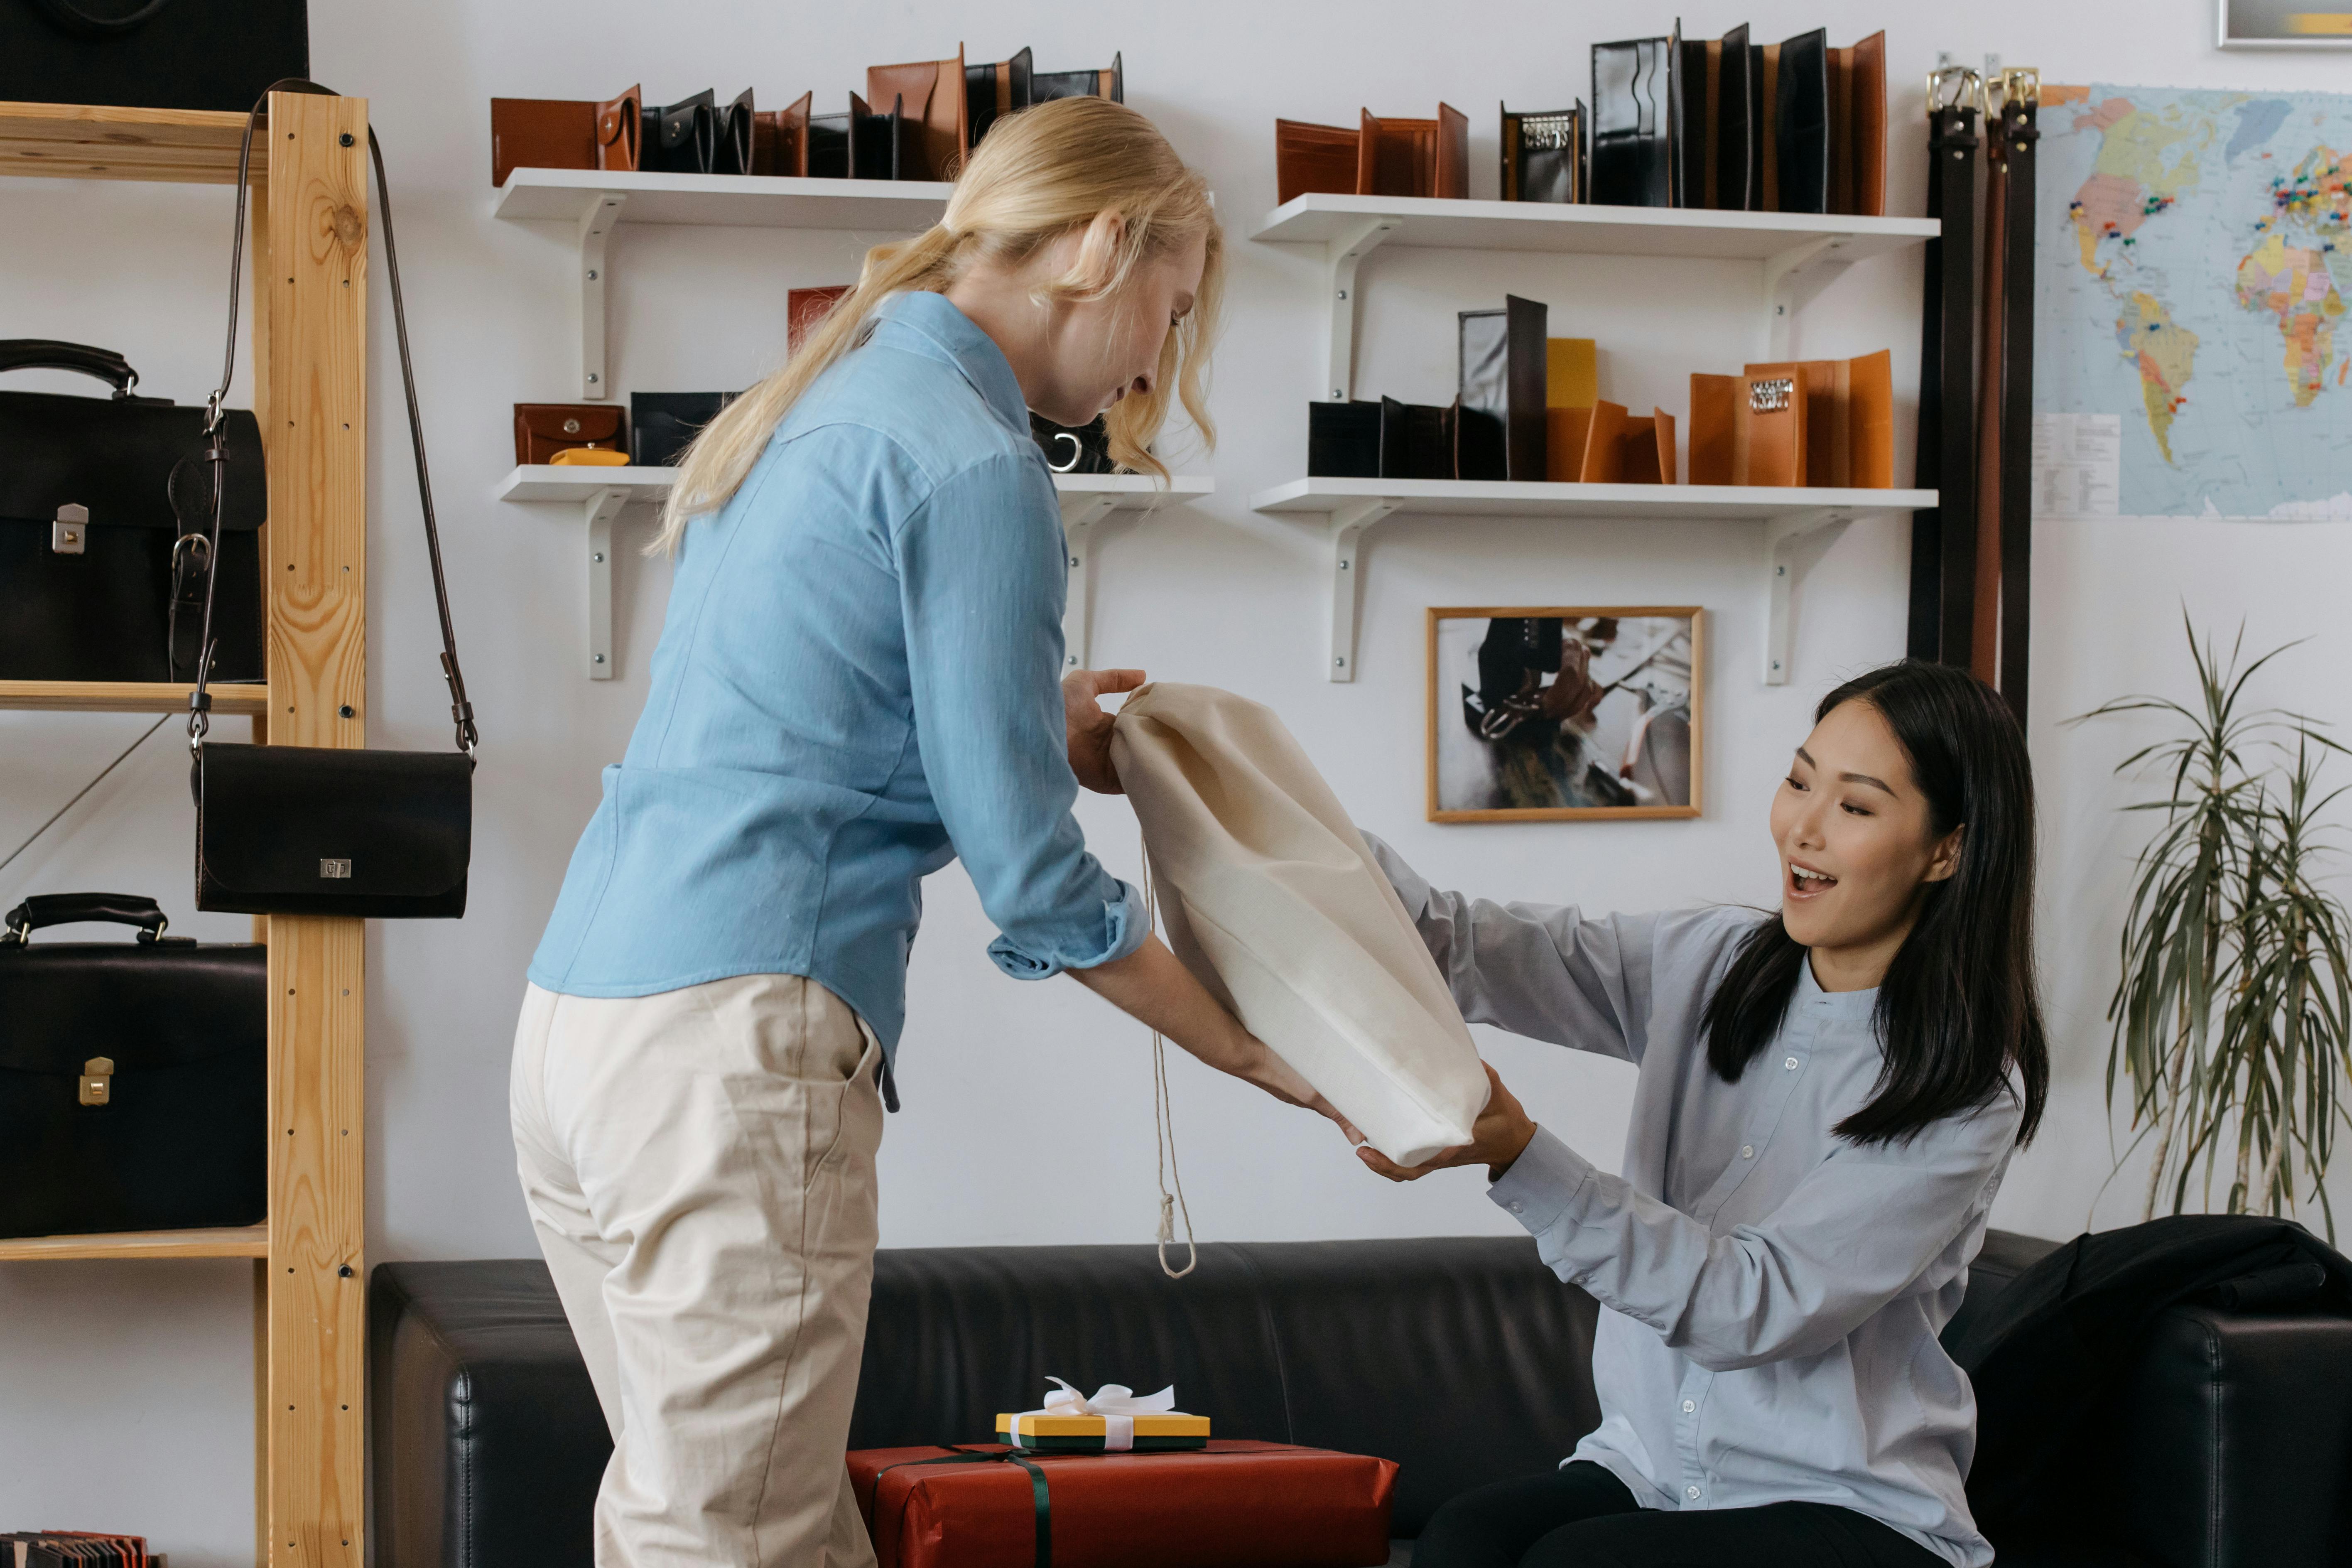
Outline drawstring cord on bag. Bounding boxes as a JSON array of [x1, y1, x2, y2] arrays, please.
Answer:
[[1139, 832, 1196, 1281]]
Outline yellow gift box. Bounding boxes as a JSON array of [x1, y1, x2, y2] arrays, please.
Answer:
[[995, 1380, 1210, 1453]]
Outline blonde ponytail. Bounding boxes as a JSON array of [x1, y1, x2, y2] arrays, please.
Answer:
[[651, 96, 1224, 555]]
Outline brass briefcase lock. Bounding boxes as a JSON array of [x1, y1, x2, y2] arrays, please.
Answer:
[[53, 503, 88, 555], [79, 1056, 114, 1107]]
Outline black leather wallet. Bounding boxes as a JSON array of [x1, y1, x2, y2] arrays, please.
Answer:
[[631, 391, 738, 469], [850, 91, 903, 181], [643, 90, 717, 175], [1030, 413, 1114, 474], [966, 46, 1032, 147], [1719, 24, 1755, 211], [1591, 36, 1673, 207], [716, 88, 755, 176], [1378, 396, 1457, 481], [808, 109, 850, 177], [1030, 51, 1123, 106], [1456, 295, 1549, 482], [1308, 401, 1381, 478], [1501, 103, 1584, 202], [1774, 28, 1830, 213]]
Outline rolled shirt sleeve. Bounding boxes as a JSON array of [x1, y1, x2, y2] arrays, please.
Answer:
[[895, 451, 1147, 979]]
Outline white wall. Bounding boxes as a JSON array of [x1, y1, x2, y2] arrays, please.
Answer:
[[5, 0, 2348, 1559]]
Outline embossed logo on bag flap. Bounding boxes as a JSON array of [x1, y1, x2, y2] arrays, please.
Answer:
[[1749, 377, 1794, 413], [319, 859, 353, 879]]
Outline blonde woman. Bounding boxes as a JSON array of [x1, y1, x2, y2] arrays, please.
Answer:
[[513, 98, 1328, 1568]]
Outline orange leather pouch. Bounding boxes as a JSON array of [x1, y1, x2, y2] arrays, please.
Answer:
[[515, 403, 628, 466], [596, 84, 643, 172]]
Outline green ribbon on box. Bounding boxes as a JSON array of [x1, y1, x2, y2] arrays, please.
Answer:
[[873, 1445, 1057, 1568]]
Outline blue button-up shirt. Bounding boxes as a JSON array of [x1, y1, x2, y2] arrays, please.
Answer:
[[529, 292, 1146, 1052], [1369, 837, 2016, 1568]]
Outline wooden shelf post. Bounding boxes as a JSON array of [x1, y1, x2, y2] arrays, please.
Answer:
[[258, 89, 370, 1568]]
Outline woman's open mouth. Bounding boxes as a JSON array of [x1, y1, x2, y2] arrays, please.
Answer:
[[1786, 861, 1839, 900]]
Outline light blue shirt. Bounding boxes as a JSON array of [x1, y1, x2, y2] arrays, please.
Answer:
[[1368, 837, 2017, 1568], [529, 291, 1146, 1052]]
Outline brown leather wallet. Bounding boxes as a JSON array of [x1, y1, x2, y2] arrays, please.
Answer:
[[1546, 400, 1633, 482], [1742, 350, 1894, 486], [788, 285, 852, 354], [754, 91, 812, 177], [515, 403, 628, 466], [869, 47, 967, 182], [1621, 411, 1678, 483], [1358, 104, 1469, 198], [491, 98, 593, 188], [1830, 32, 1886, 215], [1688, 372, 1807, 485], [597, 84, 643, 172], [1275, 118, 1359, 204]]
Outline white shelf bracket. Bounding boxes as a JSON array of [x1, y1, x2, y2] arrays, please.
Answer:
[[577, 191, 627, 400], [583, 486, 630, 679], [1327, 496, 1400, 682], [1322, 216, 1398, 401], [1760, 235, 1849, 361], [1762, 508, 1852, 685], [1058, 491, 1122, 670]]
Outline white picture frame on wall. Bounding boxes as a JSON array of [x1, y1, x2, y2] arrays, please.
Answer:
[[2220, 0, 2352, 47]]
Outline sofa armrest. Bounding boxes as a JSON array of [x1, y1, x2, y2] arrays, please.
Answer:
[[2117, 1303, 2352, 1568]]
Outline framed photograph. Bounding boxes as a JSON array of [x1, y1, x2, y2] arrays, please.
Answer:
[[1427, 607, 1703, 823], [2221, 0, 2352, 46]]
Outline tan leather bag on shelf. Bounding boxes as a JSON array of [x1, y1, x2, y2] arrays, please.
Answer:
[[1111, 683, 1489, 1166], [514, 404, 628, 466]]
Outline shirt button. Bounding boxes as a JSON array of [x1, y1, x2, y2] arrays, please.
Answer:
[[1508, 1200, 1525, 1214], [1784, 1056, 1800, 1071], [1681, 1399, 1696, 1413], [1686, 1485, 1702, 1500], [1740, 1145, 1754, 1159]]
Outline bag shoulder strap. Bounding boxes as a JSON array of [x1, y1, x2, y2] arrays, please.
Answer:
[[189, 80, 478, 755]]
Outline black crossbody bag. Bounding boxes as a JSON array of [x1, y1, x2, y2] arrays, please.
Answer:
[[188, 80, 479, 919]]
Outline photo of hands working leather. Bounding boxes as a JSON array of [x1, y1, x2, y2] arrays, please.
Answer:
[[7, 6, 2352, 1568]]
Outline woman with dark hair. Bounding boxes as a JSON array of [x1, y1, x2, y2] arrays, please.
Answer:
[[1363, 660, 2048, 1568]]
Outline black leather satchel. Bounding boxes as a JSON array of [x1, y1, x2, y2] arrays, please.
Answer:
[[0, 892, 266, 1239], [0, 0, 307, 113], [0, 338, 266, 683], [186, 82, 478, 920]]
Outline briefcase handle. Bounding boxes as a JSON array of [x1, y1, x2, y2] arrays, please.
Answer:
[[0, 339, 142, 399], [0, 892, 170, 945]]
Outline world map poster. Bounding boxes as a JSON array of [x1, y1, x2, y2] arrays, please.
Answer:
[[2036, 84, 2352, 519]]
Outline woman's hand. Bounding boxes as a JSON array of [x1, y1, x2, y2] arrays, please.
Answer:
[[1355, 1063, 1538, 1183], [1064, 667, 1146, 794]]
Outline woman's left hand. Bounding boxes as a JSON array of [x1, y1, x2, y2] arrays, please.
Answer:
[[1356, 1063, 1539, 1183], [1064, 667, 1147, 794]]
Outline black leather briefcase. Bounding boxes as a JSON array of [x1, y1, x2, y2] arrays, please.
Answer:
[[0, 893, 267, 1240], [0, 339, 265, 683]]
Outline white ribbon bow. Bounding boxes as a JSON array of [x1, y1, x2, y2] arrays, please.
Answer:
[[1008, 1377, 1179, 1452]]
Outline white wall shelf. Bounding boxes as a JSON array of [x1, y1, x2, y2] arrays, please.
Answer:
[[491, 169, 953, 400], [1247, 191, 1938, 401], [1248, 477, 1934, 685], [498, 466, 1212, 678]]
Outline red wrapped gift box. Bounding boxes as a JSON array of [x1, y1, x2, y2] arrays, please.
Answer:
[[846, 1439, 1398, 1568]]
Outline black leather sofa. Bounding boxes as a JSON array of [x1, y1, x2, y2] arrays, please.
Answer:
[[370, 1229, 2352, 1567]]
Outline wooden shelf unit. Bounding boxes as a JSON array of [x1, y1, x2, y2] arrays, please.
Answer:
[[2, 93, 371, 1568], [0, 681, 269, 715]]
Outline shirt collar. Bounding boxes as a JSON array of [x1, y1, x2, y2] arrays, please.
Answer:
[[1795, 955, 1881, 1023], [868, 290, 1030, 437]]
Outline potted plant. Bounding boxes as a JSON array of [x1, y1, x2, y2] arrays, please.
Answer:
[[2083, 620, 2352, 1237]]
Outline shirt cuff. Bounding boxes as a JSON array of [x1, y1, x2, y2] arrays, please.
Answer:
[[985, 878, 1150, 981], [1488, 1126, 1595, 1237]]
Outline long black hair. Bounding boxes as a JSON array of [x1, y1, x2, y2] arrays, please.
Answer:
[[1700, 660, 2048, 1145]]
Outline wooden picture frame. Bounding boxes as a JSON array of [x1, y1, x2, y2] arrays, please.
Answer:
[[1427, 606, 1705, 822], [2220, 0, 2352, 47]]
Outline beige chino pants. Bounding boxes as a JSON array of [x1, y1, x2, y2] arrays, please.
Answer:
[[510, 974, 885, 1568]]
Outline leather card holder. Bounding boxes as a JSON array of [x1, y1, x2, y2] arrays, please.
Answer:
[[1739, 351, 1893, 486], [966, 46, 1031, 147], [1621, 410, 1677, 484], [1502, 103, 1583, 203], [1591, 36, 1673, 207], [1378, 396, 1457, 481], [808, 108, 851, 178], [716, 88, 755, 177], [1276, 118, 1359, 205], [753, 91, 812, 177], [1030, 52, 1122, 106], [1308, 400, 1382, 478], [490, 97, 592, 189], [1357, 104, 1468, 199], [1717, 24, 1754, 210], [596, 83, 642, 172], [645, 89, 717, 176], [850, 91, 904, 181], [1843, 32, 1886, 216], [1689, 371, 1807, 485], [515, 403, 627, 467], [1773, 28, 1829, 214]]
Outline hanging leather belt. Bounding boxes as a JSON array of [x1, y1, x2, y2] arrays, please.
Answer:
[[1994, 70, 2039, 721], [1908, 68, 1981, 666]]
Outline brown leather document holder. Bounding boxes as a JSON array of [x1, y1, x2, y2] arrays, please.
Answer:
[[514, 404, 629, 467], [788, 285, 852, 354], [1275, 104, 1467, 204], [1547, 402, 1675, 483], [490, 84, 640, 187], [1690, 371, 1805, 485], [869, 48, 967, 182], [753, 91, 812, 177], [1828, 31, 1886, 216]]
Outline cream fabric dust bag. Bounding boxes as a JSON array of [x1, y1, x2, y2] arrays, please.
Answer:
[[1111, 682, 1489, 1164]]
